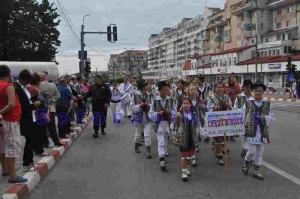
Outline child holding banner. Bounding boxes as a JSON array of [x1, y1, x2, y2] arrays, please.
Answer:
[[171, 97, 198, 181], [207, 82, 232, 166], [233, 79, 253, 158], [242, 81, 274, 180]]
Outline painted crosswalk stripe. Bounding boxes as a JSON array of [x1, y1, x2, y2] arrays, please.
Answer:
[[262, 160, 300, 187]]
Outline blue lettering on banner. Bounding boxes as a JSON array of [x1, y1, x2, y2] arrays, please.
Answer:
[[57, 112, 70, 125], [93, 112, 106, 125], [36, 109, 49, 125]]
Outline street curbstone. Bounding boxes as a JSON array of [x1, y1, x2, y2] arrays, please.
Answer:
[[2, 113, 93, 199]]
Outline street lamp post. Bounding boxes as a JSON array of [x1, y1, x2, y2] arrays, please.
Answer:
[[80, 14, 90, 74]]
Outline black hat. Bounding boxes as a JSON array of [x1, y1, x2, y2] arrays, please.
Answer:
[[137, 79, 148, 90], [177, 79, 186, 85], [242, 79, 253, 87], [158, 80, 170, 91], [251, 81, 266, 91], [196, 74, 205, 80]]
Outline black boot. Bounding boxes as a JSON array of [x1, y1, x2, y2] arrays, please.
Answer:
[[145, 146, 152, 159], [101, 128, 106, 135], [134, 143, 140, 153], [241, 149, 248, 158], [159, 157, 167, 171], [230, 136, 236, 142], [252, 164, 264, 180], [242, 160, 252, 175], [93, 131, 99, 138], [216, 155, 224, 166]]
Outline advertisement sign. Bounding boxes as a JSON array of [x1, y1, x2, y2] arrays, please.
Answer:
[[268, 63, 281, 69], [204, 109, 245, 137]]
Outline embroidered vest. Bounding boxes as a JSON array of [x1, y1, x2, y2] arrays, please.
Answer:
[[245, 100, 270, 138], [209, 94, 230, 111], [152, 98, 174, 132], [175, 111, 198, 148], [173, 89, 185, 111], [236, 94, 249, 109], [132, 92, 154, 123]]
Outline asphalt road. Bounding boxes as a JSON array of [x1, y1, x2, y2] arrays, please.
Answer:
[[26, 107, 300, 199]]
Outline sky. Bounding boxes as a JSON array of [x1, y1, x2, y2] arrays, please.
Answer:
[[48, 0, 225, 55]]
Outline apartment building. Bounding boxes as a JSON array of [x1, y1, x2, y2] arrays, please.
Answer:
[[107, 50, 148, 80], [143, 7, 220, 80]]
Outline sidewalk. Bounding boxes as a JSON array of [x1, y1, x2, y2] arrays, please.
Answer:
[[0, 114, 92, 199]]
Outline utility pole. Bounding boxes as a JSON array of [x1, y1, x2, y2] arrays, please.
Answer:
[[255, 33, 258, 82], [80, 14, 117, 75]]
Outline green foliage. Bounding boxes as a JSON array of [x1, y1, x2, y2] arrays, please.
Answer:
[[0, 0, 61, 61]]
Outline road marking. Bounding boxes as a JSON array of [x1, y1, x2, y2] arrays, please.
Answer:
[[262, 160, 300, 186]]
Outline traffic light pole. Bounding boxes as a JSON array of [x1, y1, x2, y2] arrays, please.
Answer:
[[80, 25, 85, 74]]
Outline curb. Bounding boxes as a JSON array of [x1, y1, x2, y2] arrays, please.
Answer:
[[2, 114, 93, 199], [267, 97, 300, 102]]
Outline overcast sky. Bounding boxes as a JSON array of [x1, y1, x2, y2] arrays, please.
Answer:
[[47, 0, 225, 55]]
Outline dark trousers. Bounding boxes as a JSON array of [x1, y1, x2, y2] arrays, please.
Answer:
[[77, 101, 84, 124], [92, 105, 107, 131], [56, 104, 70, 138], [23, 123, 45, 166], [44, 112, 60, 146]]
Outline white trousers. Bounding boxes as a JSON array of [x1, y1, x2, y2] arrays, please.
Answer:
[[245, 144, 264, 165], [241, 135, 247, 150], [121, 102, 132, 117], [110, 102, 122, 120], [134, 123, 152, 146], [157, 134, 169, 158]]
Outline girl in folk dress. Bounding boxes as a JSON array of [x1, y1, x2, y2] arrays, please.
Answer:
[[172, 97, 198, 181], [110, 80, 122, 124], [242, 81, 274, 180], [207, 82, 232, 166]]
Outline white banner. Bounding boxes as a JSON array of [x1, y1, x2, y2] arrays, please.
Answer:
[[204, 109, 246, 137]]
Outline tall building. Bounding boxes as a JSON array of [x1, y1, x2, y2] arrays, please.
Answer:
[[107, 50, 148, 79]]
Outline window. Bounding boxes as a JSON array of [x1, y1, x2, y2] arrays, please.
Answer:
[[261, 36, 264, 42], [277, 35, 281, 41], [288, 33, 292, 40], [272, 50, 275, 55], [220, 59, 222, 67], [224, 59, 227, 66], [264, 51, 268, 56], [282, 34, 286, 40], [229, 58, 232, 66], [276, 49, 280, 55], [286, 21, 289, 27], [277, 9, 281, 15], [266, 38, 269, 42], [252, 39, 255, 44], [233, 57, 237, 65], [287, 6, 292, 13], [215, 60, 218, 67], [252, 24, 256, 31], [284, 46, 288, 53], [261, 23, 264, 30], [268, 50, 272, 56], [276, 23, 281, 29]]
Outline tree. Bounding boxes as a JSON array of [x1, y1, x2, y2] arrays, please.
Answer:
[[0, 0, 61, 61]]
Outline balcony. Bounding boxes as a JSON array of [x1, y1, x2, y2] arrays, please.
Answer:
[[231, 0, 257, 15], [266, 0, 299, 10], [215, 35, 223, 43]]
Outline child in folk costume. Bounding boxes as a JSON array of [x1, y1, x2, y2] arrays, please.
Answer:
[[110, 80, 122, 124], [207, 82, 232, 166], [172, 97, 199, 181], [242, 81, 274, 180], [149, 80, 176, 171], [130, 79, 154, 158], [187, 84, 205, 153], [233, 79, 253, 158], [171, 79, 187, 111], [119, 77, 133, 119]]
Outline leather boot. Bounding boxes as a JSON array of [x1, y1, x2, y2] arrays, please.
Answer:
[[134, 143, 140, 153], [145, 146, 152, 159], [93, 131, 99, 138], [242, 160, 252, 175], [252, 164, 264, 180]]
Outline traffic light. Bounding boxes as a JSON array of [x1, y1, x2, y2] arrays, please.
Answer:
[[85, 59, 91, 74], [291, 64, 297, 73], [107, 26, 112, 42], [113, 26, 117, 41], [286, 56, 292, 72]]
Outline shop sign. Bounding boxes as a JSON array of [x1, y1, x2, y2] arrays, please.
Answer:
[[185, 70, 197, 76], [268, 63, 281, 69]]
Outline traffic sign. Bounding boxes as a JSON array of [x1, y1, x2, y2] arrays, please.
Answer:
[[287, 73, 295, 84], [78, 51, 87, 60]]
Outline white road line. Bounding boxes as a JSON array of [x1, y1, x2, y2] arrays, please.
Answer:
[[262, 160, 300, 186]]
